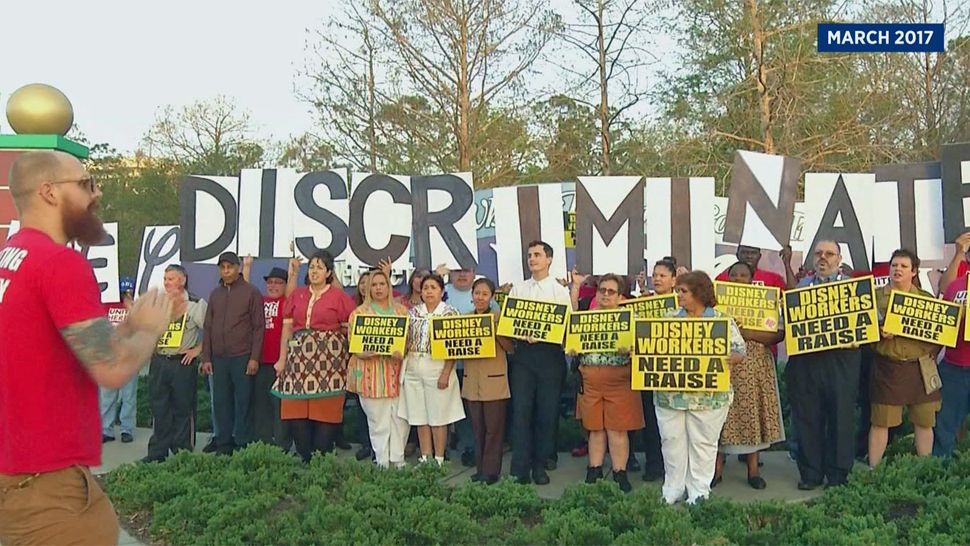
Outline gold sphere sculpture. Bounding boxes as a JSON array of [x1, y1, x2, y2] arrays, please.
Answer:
[[5, 83, 74, 136]]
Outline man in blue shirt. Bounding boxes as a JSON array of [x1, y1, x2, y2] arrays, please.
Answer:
[[785, 240, 861, 490]]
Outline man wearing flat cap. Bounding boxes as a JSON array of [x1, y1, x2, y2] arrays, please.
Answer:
[[242, 256, 300, 447], [201, 251, 265, 454]]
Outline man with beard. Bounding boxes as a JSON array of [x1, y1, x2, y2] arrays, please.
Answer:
[[785, 240, 862, 490], [0, 150, 172, 545], [715, 244, 795, 289], [143, 264, 208, 463], [200, 252, 264, 454], [242, 256, 298, 448]]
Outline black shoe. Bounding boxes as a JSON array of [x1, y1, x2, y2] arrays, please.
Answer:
[[825, 479, 848, 489], [797, 481, 822, 491], [483, 475, 499, 485], [642, 467, 664, 482], [140, 455, 165, 464], [216, 445, 235, 456], [470, 473, 484, 482], [121, 433, 133, 443], [102, 435, 115, 443], [336, 439, 352, 450], [544, 458, 557, 471], [202, 439, 218, 453], [710, 475, 722, 488], [613, 470, 632, 493], [748, 476, 767, 490], [356, 447, 373, 461], [461, 450, 475, 467], [585, 466, 603, 484], [627, 456, 641, 473], [514, 474, 532, 485], [532, 469, 550, 485]]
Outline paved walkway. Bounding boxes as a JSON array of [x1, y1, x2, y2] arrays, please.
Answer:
[[97, 427, 822, 544]]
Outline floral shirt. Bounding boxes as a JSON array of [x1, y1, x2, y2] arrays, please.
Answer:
[[654, 307, 746, 411], [579, 351, 629, 367], [406, 302, 459, 354]]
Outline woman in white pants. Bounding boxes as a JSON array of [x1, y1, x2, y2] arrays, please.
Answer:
[[655, 271, 745, 505], [399, 274, 465, 465], [348, 270, 410, 468]]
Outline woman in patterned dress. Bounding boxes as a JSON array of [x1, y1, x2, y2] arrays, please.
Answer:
[[399, 274, 465, 464], [712, 261, 785, 490], [655, 271, 746, 504], [348, 270, 411, 468], [273, 250, 356, 463]]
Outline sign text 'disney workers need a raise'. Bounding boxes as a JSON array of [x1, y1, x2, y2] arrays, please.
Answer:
[[564, 308, 634, 354], [430, 314, 497, 360], [632, 318, 731, 392], [349, 314, 409, 355], [496, 297, 569, 344], [784, 276, 879, 356]]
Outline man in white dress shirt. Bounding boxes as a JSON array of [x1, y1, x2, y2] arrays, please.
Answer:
[[507, 240, 571, 485]]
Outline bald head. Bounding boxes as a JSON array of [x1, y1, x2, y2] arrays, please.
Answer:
[[8, 150, 81, 212]]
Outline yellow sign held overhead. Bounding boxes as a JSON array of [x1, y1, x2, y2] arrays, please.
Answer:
[[714, 281, 780, 332], [784, 276, 879, 356], [564, 308, 634, 354], [884, 290, 960, 348], [430, 314, 497, 360], [496, 297, 569, 344], [621, 293, 678, 319], [349, 315, 409, 356], [632, 317, 731, 392]]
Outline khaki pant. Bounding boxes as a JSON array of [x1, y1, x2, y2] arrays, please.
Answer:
[[0, 466, 118, 546]]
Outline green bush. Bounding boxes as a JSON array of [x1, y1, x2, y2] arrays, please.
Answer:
[[105, 435, 970, 546]]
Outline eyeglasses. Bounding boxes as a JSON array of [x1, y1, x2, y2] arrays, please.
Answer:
[[597, 287, 618, 296], [814, 250, 838, 258], [50, 175, 97, 193]]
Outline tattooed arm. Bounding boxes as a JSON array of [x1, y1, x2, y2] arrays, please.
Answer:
[[60, 289, 173, 389]]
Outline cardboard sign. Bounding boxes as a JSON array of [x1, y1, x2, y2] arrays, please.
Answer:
[[496, 297, 569, 344], [621, 293, 678, 319], [564, 308, 634, 354], [157, 314, 187, 349], [883, 289, 960, 347], [714, 281, 781, 332], [632, 318, 731, 392], [430, 314, 496, 360], [784, 276, 879, 356], [349, 315, 409, 355]]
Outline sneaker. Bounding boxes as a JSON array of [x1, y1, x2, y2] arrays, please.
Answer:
[[202, 439, 218, 453], [121, 433, 133, 443], [612, 470, 632, 493], [585, 465, 603, 484], [140, 455, 166, 464], [460, 449, 475, 467], [102, 435, 115, 444]]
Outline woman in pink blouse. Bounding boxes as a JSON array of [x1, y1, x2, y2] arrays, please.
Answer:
[[273, 250, 356, 462]]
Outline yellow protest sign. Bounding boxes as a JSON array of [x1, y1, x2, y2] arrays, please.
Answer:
[[496, 297, 569, 344], [494, 290, 508, 311], [157, 314, 187, 349], [714, 281, 780, 332], [564, 211, 576, 248], [349, 315, 409, 355], [884, 290, 960, 348], [621, 293, 678, 319], [564, 308, 634, 354], [784, 276, 879, 356], [430, 314, 496, 360], [632, 318, 731, 392]]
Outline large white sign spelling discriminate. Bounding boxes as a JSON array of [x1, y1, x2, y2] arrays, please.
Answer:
[[161, 145, 970, 286]]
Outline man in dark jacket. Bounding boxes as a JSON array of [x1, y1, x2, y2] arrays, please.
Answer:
[[201, 252, 264, 454]]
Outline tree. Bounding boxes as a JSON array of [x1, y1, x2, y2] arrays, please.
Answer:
[[277, 133, 335, 172], [555, 0, 659, 174], [526, 95, 600, 182], [368, 0, 560, 174], [142, 96, 267, 175]]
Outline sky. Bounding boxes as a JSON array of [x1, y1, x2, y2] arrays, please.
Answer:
[[2, 0, 678, 155]]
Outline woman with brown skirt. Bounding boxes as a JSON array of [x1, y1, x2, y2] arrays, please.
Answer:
[[273, 250, 356, 463], [461, 278, 513, 484], [569, 273, 644, 493], [712, 261, 785, 489]]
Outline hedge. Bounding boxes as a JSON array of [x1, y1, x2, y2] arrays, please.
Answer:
[[105, 436, 970, 546]]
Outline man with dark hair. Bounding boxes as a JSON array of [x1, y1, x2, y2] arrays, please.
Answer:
[[0, 150, 172, 544], [100, 276, 139, 444], [201, 251, 264, 454], [507, 240, 571, 485], [143, 264, 208, 462], [715, 244, 794, 289], [785, 240, 862, 490]]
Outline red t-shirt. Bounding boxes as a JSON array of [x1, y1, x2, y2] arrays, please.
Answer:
[[942, 275, 970, 367], [261, 296, 285, 364], [715, 268, 787, 290], [0, 228, 105, 473], [285, 286, 355, 331]]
